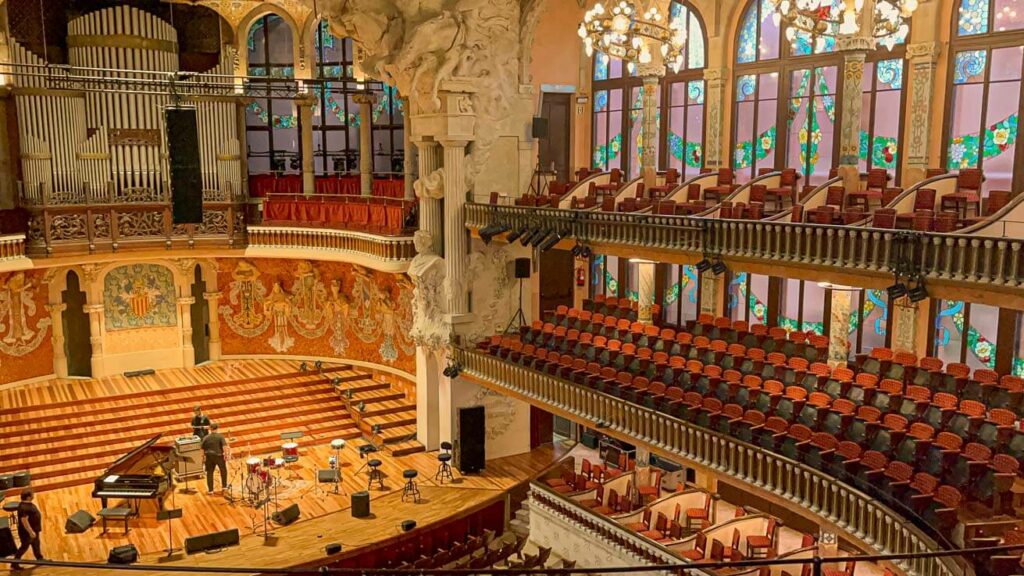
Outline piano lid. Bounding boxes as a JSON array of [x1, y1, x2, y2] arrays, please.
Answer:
[[104, 433, 163, 472]]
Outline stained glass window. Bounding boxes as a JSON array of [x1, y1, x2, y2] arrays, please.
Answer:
[[737, 0, 780, 63], [733, 72, 779, 182], [667, 80, 705, 177], [786, 66, 837, 185], [959, 0, 991, 35], [592, 89, 624, 171], [246, 14, 298, 177], [859, 58, 905, 178], [934, 300, 1000, 369]]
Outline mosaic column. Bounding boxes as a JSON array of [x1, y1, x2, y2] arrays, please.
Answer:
[[639, 71, 662, 188], [354, 92, 378, 197], [415, 140, 444, 256], [46, 302, 68, 378], [700, 270, 719, 316], [836, 37, 872, 192], [296, 95, 316, 196], [702, 67, 728, 170], [904, 42, 942, 184], [403, 98, 416, 200], [204, 291, 222, 360], [442, 139, 470, 316], [636, 261, 656, 324], [827, 287, 854, 368], [84, 303, 105, 377], [178, 296, 196, 369]]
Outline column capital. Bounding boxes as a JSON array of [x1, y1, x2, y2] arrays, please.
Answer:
[[177, 296, 196, 306], [835, 36, 874, 53], [412, 138, 439, 148], [638, 65, 665, 81], [353, 92, 378, 106], [906, 41, 942, 62], [439, 139, 470, 150], [702, 67, 729, 84], [46, 302, 67, 313], [203, 291, 223, 301], [84, 304, 104, 315]]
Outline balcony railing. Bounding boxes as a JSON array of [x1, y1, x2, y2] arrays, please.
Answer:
[[454, 348, 968, 576], [247, 225, 416, 262], [465, 204, 1024, 289], [0, 234, 26, 261]]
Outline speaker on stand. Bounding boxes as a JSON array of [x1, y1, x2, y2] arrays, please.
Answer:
[[529, 117, 553, 196], [503, 258, 531, 335]]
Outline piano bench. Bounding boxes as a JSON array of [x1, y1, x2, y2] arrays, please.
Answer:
[[2, 500, 17, 525], [99, 507, 132, 535]]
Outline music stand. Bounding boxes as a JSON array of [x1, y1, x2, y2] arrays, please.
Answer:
[[156, 508, 183, 561], [255, 496, 274, 540]]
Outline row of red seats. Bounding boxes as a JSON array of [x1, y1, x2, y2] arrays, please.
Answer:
[[262, 194, 413, 235]]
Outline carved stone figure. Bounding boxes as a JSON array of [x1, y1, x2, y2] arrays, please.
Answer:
[[407, 230, 448, 349], [413, 167, 445, 199]]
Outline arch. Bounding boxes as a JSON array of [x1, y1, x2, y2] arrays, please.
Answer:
[[942, 0, 1024, 193], [590, 1, 709, 179]]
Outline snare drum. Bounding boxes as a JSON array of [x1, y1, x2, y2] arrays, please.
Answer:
[[273, 458, 285, 469], [282, 442, 299, 463], [246, 457, 261, 474]]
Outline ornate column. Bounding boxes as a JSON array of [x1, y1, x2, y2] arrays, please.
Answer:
[[836, 36, 873, 192], [441, 139, 470, 317], [638, 69, 663, 188], [826, 286, 855, 368], [296, 92, 316, 196], [84, 303, 105, 377], [414, 140, 444, 256], [702, 67, 728, 170], [178, 297, 196, 369], [700, 271, 724, 316], [416, 347, 442, 451], [46, 302, 68, 378], [204, 291, 223, 360], [636, 260, 656, 324], [403, 98, 415, 200], [904, 42, 942, 185], [354, 92, 378, 197]]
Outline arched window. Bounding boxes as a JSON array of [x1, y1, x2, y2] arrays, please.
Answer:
[[592, 1, 707, 179], [944, 0, 1024, 193], [245, 14, 297, 176]]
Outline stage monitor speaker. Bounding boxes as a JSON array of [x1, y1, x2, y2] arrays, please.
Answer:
[[0, 519, 16, 557], [351, 491, 370, 518], [108, 544, 138, 564], [124, 368, 155, 378], [271, 503, 300, 526], [185, 528, 239, 554], [532, 117, 549, 139], [458, 406, 486, 474], [65, 510, 95, 534], [325, 543, 343, 555], [165, 106, 203, 225], [514, 258, 531, 279], [401, 520, 417, 532]]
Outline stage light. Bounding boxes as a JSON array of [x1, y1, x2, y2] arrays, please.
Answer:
[[886, 282, 908, 299], [908, 281, 928, 303], [506, 226, 528, 243], [580, 246, 592, 258], [540, 228, 569, 252], [711, 260, 727, 276], [695, 258, 711, 273], [519, 227, 537, 246], [479, 222, 510, 245], [529, 227, 552, 247], [571, 243, 583, 257]]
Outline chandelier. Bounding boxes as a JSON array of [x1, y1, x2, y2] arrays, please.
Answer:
[[767, 0, 915, 45], [578, 1, 689, 73]]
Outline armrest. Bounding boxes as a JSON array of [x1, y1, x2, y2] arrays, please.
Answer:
[[817, 448, 835, 460]]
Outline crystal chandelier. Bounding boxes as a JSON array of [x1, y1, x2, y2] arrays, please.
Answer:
[[578, 1, 689, 73], [767, 0, 915, 45]]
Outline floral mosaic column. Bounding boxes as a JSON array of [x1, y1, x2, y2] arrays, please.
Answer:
[[904, 42, 942, 184], [640, 72, 661, 187], [297, 95, 316, 196], [702, 68, 728, 170], [636, 261, 656, 324], [354, 92, 378, 197], [827, 288, 853, 368], [837, 37, 872, 192]]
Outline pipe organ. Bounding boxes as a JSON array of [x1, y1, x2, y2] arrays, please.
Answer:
[[11, 5, 241, 205]]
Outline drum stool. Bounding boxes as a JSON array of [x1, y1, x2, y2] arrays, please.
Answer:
[[367, 459, 384, 490], [435, 453, 454, 484], [401, 470, 420, 503]]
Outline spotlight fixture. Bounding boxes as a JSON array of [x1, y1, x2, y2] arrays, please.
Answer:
[[506, 225, 528, 243], [331, 376, 341, 387], [314, 360, 323, 371], [519, 227, 537, 246], [540, 228, 570, 252], [529, 227, 552, 247], [571, 243, 583, 257], [711, 260, 727, 276], [479, 222, 510, 245], [886, 281, 908, 300], [443, 361, 463, 379], [695, 258, 712, 273], [299, 361, 309, 372], [907, 279, 928, 303], [580, 246, 592, 258]]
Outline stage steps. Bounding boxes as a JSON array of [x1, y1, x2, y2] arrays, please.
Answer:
[[335, 376, 423, 457]]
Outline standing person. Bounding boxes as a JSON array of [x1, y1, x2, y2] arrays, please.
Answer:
[[201, 422, 229, 493], [191, 405, 211, 439], [11, 490, 43, 571]]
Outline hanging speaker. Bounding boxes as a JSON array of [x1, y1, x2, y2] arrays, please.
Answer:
[[165, 106, 203, 225], [514, 258, 531, 279], [532, 117, 549, 139]]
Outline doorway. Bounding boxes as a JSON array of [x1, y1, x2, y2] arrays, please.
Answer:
[[190, 265, 211, 365], [539, 93, 572, 182], [61, 271, 92, 377], [538, 248, 575, 318], [530, 405, 554, 449]]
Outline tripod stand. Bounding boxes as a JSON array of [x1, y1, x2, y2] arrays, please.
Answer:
[[503, 276, 528, 335]]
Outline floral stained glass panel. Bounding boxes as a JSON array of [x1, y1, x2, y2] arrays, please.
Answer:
[[959, 0, 990, 35]]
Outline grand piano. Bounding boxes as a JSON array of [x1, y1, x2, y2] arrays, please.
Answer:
[[92, 433, 172, 512]]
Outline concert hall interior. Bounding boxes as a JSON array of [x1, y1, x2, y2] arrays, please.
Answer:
[[0, 0, 1023, 575]]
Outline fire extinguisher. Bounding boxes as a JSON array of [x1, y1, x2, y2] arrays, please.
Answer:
[[575, 267, 585, 287]]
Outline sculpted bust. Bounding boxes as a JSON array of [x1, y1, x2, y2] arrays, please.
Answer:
[[408, 230, 448, 348]]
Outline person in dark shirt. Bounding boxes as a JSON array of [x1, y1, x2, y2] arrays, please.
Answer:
[[200, 422, 229, 493], [11, 489, 43, 571], [191, 406, 211, 439]]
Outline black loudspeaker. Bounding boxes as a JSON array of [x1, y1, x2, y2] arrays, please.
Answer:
[[532, 117, 549, 139], [65, 510, 95, 534], [108, 544, 138, 564], [0, 519, 16, 557], [351, 491, 371, 518], [165, 107, 203, 225], [401, 520, 417, 532], [458, 406, 486, 474], [185, 528, 239, 554], [325, 543, 342, 555], [514, 258, 531, 279], [124, 368, 155, 378], [272, 503, 300, 526]]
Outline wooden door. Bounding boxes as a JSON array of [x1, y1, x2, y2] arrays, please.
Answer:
[[539, 93, 572, 181]]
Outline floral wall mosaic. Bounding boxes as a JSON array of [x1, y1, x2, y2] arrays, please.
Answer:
[[102, 264, 177, 331], [217, 259, 415, 374], [0, 270, 53, 385]]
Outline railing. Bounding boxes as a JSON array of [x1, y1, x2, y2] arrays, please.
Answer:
[[454, 348, 968, 576], [465, 204, 1024, 288], [247, 225, 416, 262], [25, 201, 245, 256], [0, 234, 26, 261]]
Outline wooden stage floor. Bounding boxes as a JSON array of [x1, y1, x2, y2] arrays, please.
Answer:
[[0, 361, 562, 574]]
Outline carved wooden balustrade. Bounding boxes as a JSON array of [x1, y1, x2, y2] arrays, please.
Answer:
[[465, 204, 1024, 289], [0, 234, 27, 261], [247, 225, 417, 262], [455, 348, 969, 576]]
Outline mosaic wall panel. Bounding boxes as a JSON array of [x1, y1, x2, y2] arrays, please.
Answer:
[[0, 270, 53, 384], [103, 264, 177, 331]]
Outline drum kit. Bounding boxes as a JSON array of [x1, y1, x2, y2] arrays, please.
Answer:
[[225, 438, 348, 508]]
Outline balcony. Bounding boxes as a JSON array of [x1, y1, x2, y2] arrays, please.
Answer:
[[246, 225, 416, 269], [466, 204, 1024, 293], [454, 347, 969, 576]]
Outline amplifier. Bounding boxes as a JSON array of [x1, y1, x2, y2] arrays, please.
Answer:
[[175, 436, 201, 451], [174, 437, 204, 477]]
